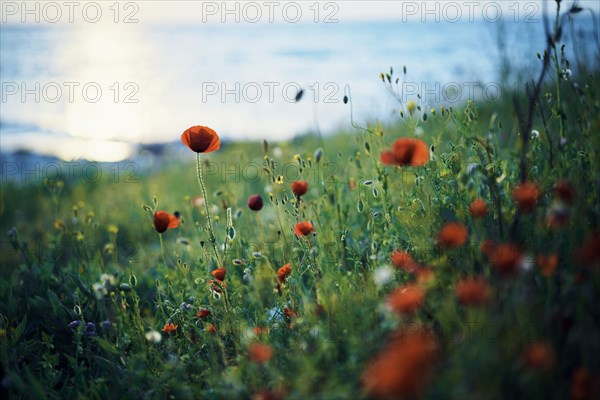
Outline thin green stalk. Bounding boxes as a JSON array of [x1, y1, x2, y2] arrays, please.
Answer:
[[196, 153, 221, 265]]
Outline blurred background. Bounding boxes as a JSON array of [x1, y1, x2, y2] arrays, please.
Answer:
[[1, 0, 598, 163]]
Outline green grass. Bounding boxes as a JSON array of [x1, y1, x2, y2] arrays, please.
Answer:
[[2, 13, 600, 400]]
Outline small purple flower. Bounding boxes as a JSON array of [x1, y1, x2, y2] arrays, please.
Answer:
[[179, 302, 192, 312], [68, 320, 82, 329], [85, 322, 97, 337]]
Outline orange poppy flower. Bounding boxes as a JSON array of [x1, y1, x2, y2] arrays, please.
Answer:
[[523, 341, 555, 371], [380, 150, 397, 166], [277, 263, 292, 283], [153, 210, 180, 233], [575, 232, 600, 266], [391, 138, 429, 166], [211, 268, 226, 282], [554, 179, 576, 204], [291, 180, 308, 197], [437, 222, 468, 248], [469, 198, 488, 218], [386, 284, 425, 315], [362, 327, 438, 398], [536, 254, 558, 277], [512, 182, 541, 212], [206, 323, 217, 334], [197, 309, 211, 318], [253, 326, 270, 336], [247, 194, 264, 211], [489, 243, 522, 276], [390, 250, 416, 272], [456, 277, 491, 306], [294, 221, 314, 237], [570, 368, 599, 400], [248, 343, 273, 364], [161, 322, 178, 333], [181, 125, 220, 153], [283, 307, 298, 319]]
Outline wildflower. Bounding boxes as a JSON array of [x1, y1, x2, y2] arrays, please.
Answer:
[[192, 195, 205, 208], [248, 343, 273, 364], [519, 253, 535, 272], [406, 100, 417, 115], [537, 254, 558, 277], [512, 182, 541, 212], [145, 330, 162, 344], [92, 283, 107, 299], [85, 322, 97, 337], [211, 268, 226, 282], [373, 265, 394, 287], [386, 284, 425, 315], [253, 326, 270, 336], [381, 138, 429, 167], [161, 322, 178, 333], [291, 180, 308, 197], [456, 277, 491, 306], [206, 323, 217, 334], [547, 201, 570, 229], [68, 320, 82, 329], [437, 222, 468, 248], [294, 221, 314, 237], [197, 308, 211, 318], [570, 368, 599, 400], [247, 194, 264, 211], [575, 232, 600, 266], [531, 129, 540, 139], [153, 210, 180, 233], [283, 307, 298, 319], [523, 342, 555, 371], [469, 198, 488, 218], [100, 273, 116, 286], [362, 327, 438, 398], [277, 263, 292, 283], [390, 250, 415, 272], [489, 243, 522, 276], [179, 302, 192, 312], [180, 125, 220, 153], [554, 180, 576, 204]]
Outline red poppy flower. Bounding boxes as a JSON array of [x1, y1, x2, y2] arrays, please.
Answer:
[[291, 180, 308, 197], [512, 182, 541, 212], [294, 221, 314, 237], [161, 322, 178, 333], [437, 222, 468, 248], [489, 243, 522, 276], [283, 307, 298, 319], [197, 309, 211, 318], [389, 138, 429, 166], [153, 210, 180, 233], [211, 268, 226, 282], [469, 198, 488, 218], [248, 343, 273, 364], [554, 180, 576, 204], [362, 327, 438, 398], [523, 342, 555, 371], [570, 368, 600, 400], [181, 125, 220, 153], [247, 194, 264, 211], [208, 279, 226, 293], [380, 150, 396, 166], [277, 263, 292, 283], [456, 277, 491, 306], [386, 284, 425, 315], [390, 250, 416, 272], [537, 254, 558, 277], [253, 326, 270, 336]]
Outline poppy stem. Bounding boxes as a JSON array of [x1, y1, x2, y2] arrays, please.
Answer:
[[158, 233, 168, 268], [196, 153, 221, 265]]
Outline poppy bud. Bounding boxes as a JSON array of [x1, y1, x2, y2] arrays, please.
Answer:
[[247, 194, 264, 211], [291, 180, 308, 197]]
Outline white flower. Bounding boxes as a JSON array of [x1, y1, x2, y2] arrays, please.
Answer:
[[531, 130, 540, 139], [562, 68, 572, 80], [145, 330, 162, 344], [100, 273, 116, 286], [519, 253, 535, 272], [373, 265, 394, 287], [92, 283, 107, 299]]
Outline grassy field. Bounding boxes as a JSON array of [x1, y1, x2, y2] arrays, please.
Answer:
[[2, 8, 600, 400]]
